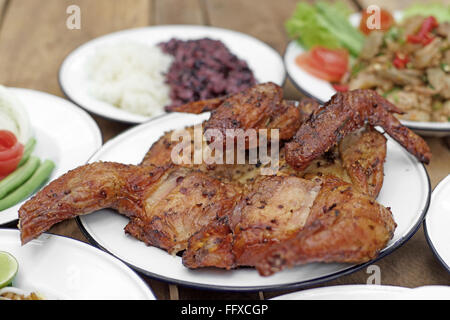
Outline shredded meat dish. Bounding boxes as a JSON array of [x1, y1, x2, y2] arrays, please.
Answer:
[[342, 15, 450, 122]]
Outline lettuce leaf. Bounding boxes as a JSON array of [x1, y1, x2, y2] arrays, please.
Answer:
[[403, 3, 450, 23], [285, 1, 364, 57]]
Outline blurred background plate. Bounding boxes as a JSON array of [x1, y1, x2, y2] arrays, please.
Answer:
[[0, 229, 155, 300], [59, 25, 286, 124], [0, 88, 102, 226]]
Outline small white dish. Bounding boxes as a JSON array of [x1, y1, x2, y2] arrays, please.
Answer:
[[0, 88, 102, 226], [284, 12, 450, 136], [0, 229, 155, 300], [271, 284, 450, 300], [78, 112, 430, 291], [424, 174, 450, 272], [59, 25, 286, 124]]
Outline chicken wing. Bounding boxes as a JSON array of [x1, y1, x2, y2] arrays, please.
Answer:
[[285, 89, 431, 171], [339, 126, 387, 198]]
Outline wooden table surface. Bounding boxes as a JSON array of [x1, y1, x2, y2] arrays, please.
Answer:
[[0, 0, 449, 300]]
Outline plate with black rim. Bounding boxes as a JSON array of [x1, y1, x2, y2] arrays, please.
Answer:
[[284, 12, 450, 137], [424, 174, 450, 273], [0, 229, 155, 300], [0, 88, 102, 226], [77, 112, 430, 292], [59, 25, 286, 124]]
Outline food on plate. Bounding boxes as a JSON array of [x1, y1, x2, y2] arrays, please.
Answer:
[[288, 2, 450, 123], [285, 89, 432, 171], [0, 252, 43, 300], [0, 85, 32, 144], [285, 1, 364, 57], [342, 12, 450, 122], [0, 87, 55, 211], [86, 38, 257, 117], [0, 130, 24, 179], [295, 47, 349, 82], [402, 3, 450, 24], [86, 42, 173, 117], [160, 38, 257, 110], [0, 287, 43, 300], [0, 159, 55, 211], [359, 8, 394, 35], [18, 83, 431, 276], [0, 251, 18, 289]]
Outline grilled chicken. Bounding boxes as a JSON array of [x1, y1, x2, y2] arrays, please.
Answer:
[[285, 89, 431, 171], [18, 83, 430, 277], [255, 175, 396, 276], [19, 163, 240, 253], [183, 174, 395, 271]]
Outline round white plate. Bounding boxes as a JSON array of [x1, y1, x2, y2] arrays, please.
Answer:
[[272, 285, 450, 300], [78, 112, 430, 291], [0, 229, 155, 300], [0, 88, 102, 226], [284, 12, 450, 136], [425, 174, 450, 272], [59, 25, 286, 124]]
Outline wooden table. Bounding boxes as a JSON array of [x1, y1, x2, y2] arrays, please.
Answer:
[[0, 0, 449, 300]]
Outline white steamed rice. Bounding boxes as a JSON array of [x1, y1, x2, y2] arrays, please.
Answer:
[[86, 42, 173, 117]]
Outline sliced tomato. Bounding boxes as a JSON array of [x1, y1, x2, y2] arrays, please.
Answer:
[[0, 151, 23, 176], [295, 47, 349, 82], [0, 130, 17, 151], [332, 83, 349, 92], [359, 8, 394, 35], [0, 130, 24, 177]]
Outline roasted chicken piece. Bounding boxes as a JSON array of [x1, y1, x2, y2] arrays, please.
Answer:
[[183, 174, 395, 271], [18, 83, 429, 278], [19, 162, 240, 253], [285, 89, 431, 171], [255, 175, 396, 276], [339, 126, 386, 198]]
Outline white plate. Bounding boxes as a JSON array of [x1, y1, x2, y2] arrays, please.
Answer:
[[272, 285, 450, 300], [0, 88, 102, 226], [0, 229, 155, 300], [78, 112, 430, 291], [284, 12, 450, 136], [59, 25, 286, 124], [424, 174, 450, 272]]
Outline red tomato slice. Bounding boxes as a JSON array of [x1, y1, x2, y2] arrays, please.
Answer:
[[359, 8, 394, 35], [310, 47, 349, 75], [0, 151, 23, 176], [296, 47, 349, 82], [0, 141, 23, 161], [0, 130, 24, 176], [0, 130, 17, 151]]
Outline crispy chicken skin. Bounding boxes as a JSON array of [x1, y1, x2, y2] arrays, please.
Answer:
[[255, 175, 396, 276], [285, 89, 431, 171], [183, 216, 235, 269], [183, 174, 395, 271], [230, 176, 321, 267], [125, 166, 240, 254], [339, 126, 387, 198], [165, 97, 225, 114], [18, 83, 430, 277], [19, 162, 166, 245], [19, 162, 239, 253]]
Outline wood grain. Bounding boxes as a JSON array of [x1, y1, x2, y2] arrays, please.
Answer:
[[155, 0, 205, 25], [0, 0, 449, 300]]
